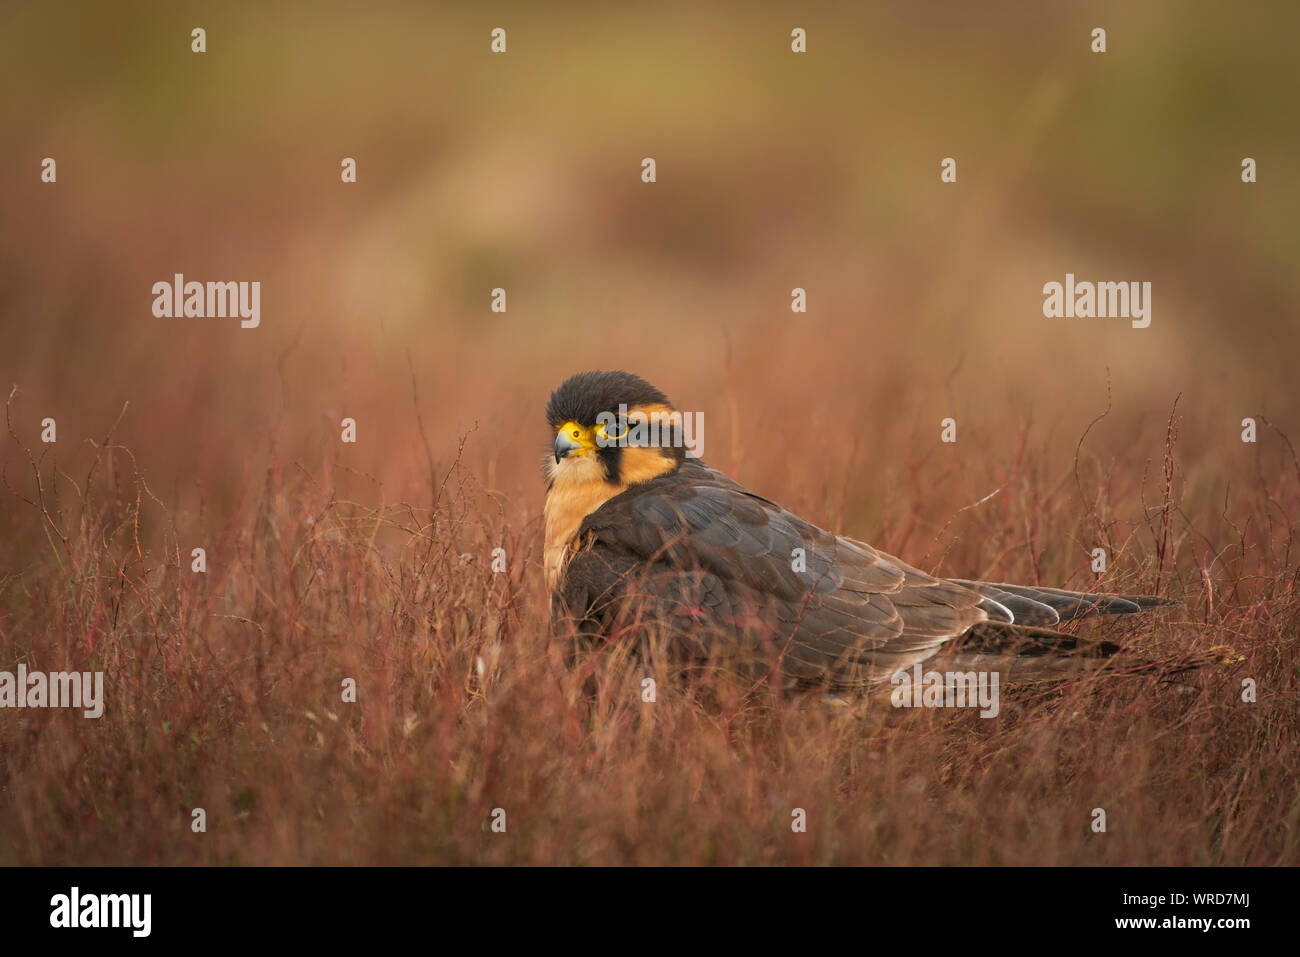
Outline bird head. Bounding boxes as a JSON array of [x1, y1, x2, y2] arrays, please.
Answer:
[[544, 370, 687, 489]]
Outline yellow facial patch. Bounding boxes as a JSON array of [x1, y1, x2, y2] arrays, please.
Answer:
[[556, 421, 596, 455], [556, 418, 632, 455]]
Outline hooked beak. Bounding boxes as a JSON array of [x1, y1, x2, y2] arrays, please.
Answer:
[[554, 429, 585, 462]]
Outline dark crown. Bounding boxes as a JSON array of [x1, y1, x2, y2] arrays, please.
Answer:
[[546, 371, 672, 429]]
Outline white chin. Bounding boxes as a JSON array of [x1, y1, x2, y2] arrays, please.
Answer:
[[548, 453, 603, 485]]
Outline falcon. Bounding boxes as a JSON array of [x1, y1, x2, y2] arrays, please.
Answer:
[[543, 370, 1179, 690]]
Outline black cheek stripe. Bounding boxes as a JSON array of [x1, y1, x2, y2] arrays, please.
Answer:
[[596, 445, 621, 484]]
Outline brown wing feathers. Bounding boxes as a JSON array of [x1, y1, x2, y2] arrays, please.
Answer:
[[553, 459, 1175, 689]]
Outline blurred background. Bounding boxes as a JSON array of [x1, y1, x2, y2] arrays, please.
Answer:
[[4, 0, 1300, 870], [3, 0, 1298, 565]]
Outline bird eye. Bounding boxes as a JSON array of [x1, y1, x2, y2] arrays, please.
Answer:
[[572, 429, 581, 438]]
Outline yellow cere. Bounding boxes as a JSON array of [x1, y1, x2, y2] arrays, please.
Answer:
[[558, 421, 595, 453]]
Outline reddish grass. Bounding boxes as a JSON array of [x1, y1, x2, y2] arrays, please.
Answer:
[[1, 382, 1296, 866], [2, 0, 1297, 869]]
